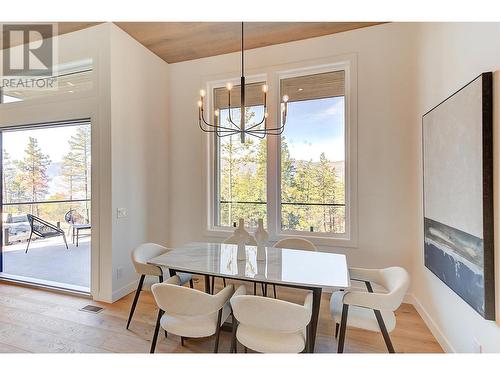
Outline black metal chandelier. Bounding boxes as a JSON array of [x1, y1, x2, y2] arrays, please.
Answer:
[[198, 22, 288, 143]]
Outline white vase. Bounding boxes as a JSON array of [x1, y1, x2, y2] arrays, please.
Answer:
[[235, 219, 248, 260], [254, 219, 268, 244], [237, 242, 246, 260]]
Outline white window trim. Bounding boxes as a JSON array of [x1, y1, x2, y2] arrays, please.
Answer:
[[202, 54, 358, 248]]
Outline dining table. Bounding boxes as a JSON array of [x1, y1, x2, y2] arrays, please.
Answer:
[[147, 241, 350, 353]]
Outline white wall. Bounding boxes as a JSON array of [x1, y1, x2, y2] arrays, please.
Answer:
[[0, 23, 113, 301], [167, 23, 419, 272], [0, 23, 170, 303], [108, 24, 170, 301], [412, 22, 500, 353]]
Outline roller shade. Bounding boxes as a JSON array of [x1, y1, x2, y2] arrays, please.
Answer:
[[214, 81, 266, 109], [280, 70, 345, 102]]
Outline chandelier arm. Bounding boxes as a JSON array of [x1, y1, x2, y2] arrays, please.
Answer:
[[245, 131, 266, 139], [200, 117, 241, 132], [200, 109, 240, 132], [248, 123, 285, 132]]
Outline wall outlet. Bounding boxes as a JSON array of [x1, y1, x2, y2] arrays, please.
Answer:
[[472, 338, 483, 353], [117, 207, 127, 218], [116, 267, 123, 280]]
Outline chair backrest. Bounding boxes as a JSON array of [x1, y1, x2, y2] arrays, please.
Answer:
[[224, 234, 257, 246], [131, 243, 167, 276], [152, 275, 234, 316], [378, 267, 410, 308], [65, 209, 86, 225], [273, 237, 317, 251], [231, 293, 313, 333], [344, 266, 410, 311], [27, 214, 63, 238]]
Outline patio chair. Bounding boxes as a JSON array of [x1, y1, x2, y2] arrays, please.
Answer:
[[65, 209, 91, 247], [25, 214, 69, 254]]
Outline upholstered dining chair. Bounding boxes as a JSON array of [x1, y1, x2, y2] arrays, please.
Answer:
[[150, 275, 234, 353], [273, 237, 317, 252], [271, 237, 317, 298], [126, 243, 193, 330], [230, 285, 313, 353], [330, 266, 410, 353]]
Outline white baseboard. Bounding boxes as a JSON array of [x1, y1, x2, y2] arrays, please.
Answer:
[[405, 293, 455, 353], [111, 278, 139, 302]]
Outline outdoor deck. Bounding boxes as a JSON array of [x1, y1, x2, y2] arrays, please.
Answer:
[[1, 236, 90, 291]]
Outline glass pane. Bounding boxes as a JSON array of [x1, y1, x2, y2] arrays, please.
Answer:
[[280, 72, 346, 234], [216, 105, 267, 228], [1, 59, 92, 104]]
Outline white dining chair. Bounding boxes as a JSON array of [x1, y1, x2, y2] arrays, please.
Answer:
[[330, 266, 410, 353], [230, 285, 313, 353], [274, 237, 317, 251], [270, 237, 317, 298], [150, 275, 234, 353], [126, 243, 193, 329]]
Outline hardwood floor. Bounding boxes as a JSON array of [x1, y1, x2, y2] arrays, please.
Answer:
[[0, 278, 443, 353]]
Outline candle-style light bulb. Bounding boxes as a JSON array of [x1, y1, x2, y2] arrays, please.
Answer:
[[264, 112, 269, 118], [197, 100, 203, 108], [282, 94, 289, 103], [214, 109, 220, 117], [226, 82, 233, 91], [200, 89, 206, 97], [262, 84, 268, 93]]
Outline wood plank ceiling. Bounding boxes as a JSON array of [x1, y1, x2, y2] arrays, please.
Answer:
[[1, 22, 382, 64]]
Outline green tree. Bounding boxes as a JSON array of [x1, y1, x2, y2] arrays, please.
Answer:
[[15, 137, 51, 215], [61, 126, 91, 221]]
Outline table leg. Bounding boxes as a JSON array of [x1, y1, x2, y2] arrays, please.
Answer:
[[308, 287, 322, 353], [204, 275, 211, 293]]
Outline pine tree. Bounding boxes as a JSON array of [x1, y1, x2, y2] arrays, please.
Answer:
[[15, 137, 51, 215], [64, 126, 91, 221], [2, 149, 16, 203]]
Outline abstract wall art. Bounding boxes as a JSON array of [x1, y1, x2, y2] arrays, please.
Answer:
[[422, 72, 495, 320]]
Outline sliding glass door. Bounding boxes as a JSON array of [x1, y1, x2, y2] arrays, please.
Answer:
[[0, 119, 91, 293]]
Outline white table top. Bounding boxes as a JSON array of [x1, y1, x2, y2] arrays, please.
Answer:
[[148, 242, 350, 289]]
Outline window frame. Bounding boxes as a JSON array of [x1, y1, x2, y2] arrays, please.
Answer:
[[204, 55, 358, 248]]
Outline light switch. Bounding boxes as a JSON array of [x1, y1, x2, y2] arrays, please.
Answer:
[[117, 207, 127, 218]]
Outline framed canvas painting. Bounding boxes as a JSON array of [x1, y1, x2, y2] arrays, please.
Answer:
[[422, 72, 495, 320]]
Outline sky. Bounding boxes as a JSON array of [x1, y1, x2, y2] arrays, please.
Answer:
[[3, 126, 81, 163], [220, 96, 345, 162]]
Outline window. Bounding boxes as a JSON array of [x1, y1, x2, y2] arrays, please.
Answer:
[[214, 82, 267, 228], [280, 71, 346, 234], [0, 59, 92, 104], [210, 61, 355, 244]]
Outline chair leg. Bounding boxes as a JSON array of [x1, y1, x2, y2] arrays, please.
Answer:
[[334, 323, 340, 338], [181, 337, 185, 346], [150, 309, 164, 353], [25, 231, 33, 254], [76, 229, 79, 247], [337, 304, 349, 353], [213, 308, 223, 353], [230, 314, 238, 353], [210, 277, 215, 294], [223, 278, 226, 287], [253, 282, 256, 295], [364, 280, 395, 353], [189, 279, 194, 288], [126, 275, 145, 329], [273, 284, 277, 299], [261, 283, 266, 296], [62, 233, 69, 250], [244, 346, 248, 353], [373, 309, 395, 353]]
